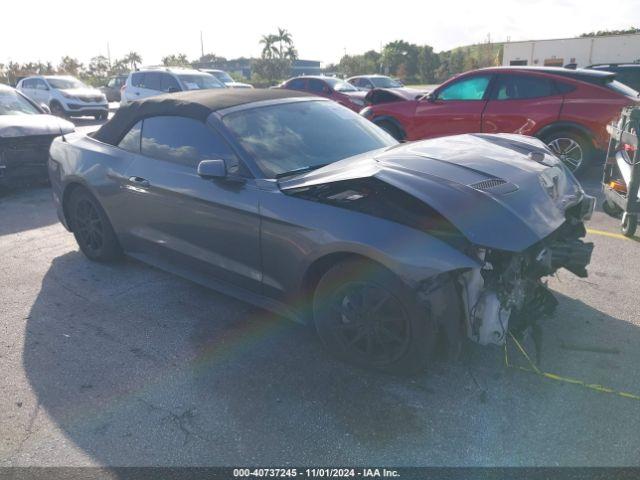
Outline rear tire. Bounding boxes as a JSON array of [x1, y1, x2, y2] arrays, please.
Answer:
[[543, 130, 593, 175], [68, 187, 122, 262], [313, 259, 436, 374]]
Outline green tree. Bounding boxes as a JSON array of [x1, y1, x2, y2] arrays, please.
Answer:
[[259, 34, 278, 59], [162, 53, 190, 67], [88, 55, 110, 79], [58, 56, 83, 75], [381, 40, 419, 81], [124, 51, 142, 70]]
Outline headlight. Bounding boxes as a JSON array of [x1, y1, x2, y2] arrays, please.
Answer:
[[60, 91, 77, 100]]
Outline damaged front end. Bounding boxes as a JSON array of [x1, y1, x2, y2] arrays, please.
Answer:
[[459, 207, 594, 346]]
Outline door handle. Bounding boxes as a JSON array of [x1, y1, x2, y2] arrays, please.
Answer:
[[129, 176, 150, 188]]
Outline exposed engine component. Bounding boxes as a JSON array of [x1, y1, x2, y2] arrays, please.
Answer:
[[460, 215, 593, 346]]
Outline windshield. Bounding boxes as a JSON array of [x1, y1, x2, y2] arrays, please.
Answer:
[[46, 77, 87, 89], [178, 74, 226, 90], [212, 71, 234, 83], [370, 76, 403, 88], [0, 89, 40, 115], [222, 100, 397, 178], [325, 78, 359, 92], [606, 78, 639, 98]]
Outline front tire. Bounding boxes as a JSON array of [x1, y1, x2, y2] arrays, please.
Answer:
[[376, 120, 403, 141], [543, 130, 593, 174], [313, 259, 436, 374], [68, 188, 122, 262], [50, 101, 67, 118]]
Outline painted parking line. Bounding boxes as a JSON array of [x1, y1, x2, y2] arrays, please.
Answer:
[[587, 228, 633, 241]]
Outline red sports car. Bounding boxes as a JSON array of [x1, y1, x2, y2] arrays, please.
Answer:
[[279, 76, 367, 112], [360, 67, 640, 173]]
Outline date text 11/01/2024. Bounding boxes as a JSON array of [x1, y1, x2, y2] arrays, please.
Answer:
[[233, 468, 400, 478]]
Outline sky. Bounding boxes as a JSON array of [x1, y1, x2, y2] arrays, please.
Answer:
[[1, 0, 639, 67]]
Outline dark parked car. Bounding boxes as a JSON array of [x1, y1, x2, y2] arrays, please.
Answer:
[[100, 75, 128, 102], [361, 66, 640, 173], [0, 84, 74, 186], [586, 64, 640, 92], [48, 89, 594, 373], [279, 76, 367, 112]]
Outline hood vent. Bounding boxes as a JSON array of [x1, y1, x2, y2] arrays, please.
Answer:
[[470, 178, 507, 191], [469, 178, 519, 195]]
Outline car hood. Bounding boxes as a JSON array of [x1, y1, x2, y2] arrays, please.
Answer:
[[340, 90, 368, 100], [61, 88, 104, 97], [225, 82, 253, 89], [0, 114, 75, 138], [279, 133, 585, 252]]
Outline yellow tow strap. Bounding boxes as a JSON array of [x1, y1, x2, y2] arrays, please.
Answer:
[[504, 332, 640, 401]]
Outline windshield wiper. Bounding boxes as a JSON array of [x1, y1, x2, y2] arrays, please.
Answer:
[[275, 163, 329, 179]]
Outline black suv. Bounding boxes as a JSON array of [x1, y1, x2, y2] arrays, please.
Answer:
[[587, 64, 640, 92]]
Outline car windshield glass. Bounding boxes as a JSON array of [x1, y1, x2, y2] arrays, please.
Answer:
[[221, 100, 397, 178], [46, 77, 87, 89], [325, 78, 358, 92], [212, 71, 234, 83], [605, 78, 639, 97], [177, 74, 225, 90], [370, 77, 403, 88], [0, 89, 40, 115]]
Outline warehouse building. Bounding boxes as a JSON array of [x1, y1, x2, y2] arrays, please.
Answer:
[[502, 33, 640, 68]]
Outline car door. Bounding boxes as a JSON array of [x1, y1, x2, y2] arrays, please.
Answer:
[[307, 78, 330, 98], [33, 78, 50, 104], [482, 73, 563, 136], [19, 79, 36, 101], [413, 74, 493, 139], [120, 115, 262, 294]]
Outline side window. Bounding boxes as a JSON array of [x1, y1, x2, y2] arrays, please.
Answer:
[[118, 121, 142, 153], [307, 79, 326, 93], [35, 79, 48, 90], [131, 73, 144, 87], [437, 75, 492, 101], [141, 116, 240, 173], [493, 74, 555, 100], [107, 78, 116, 88], [287, 78, 306, 90], [160, 74, 181, 93], [555, 81, 576, 95], [22, 79, 33, 89], [143, 72, 162, 91]]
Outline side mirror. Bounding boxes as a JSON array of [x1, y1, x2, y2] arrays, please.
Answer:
[[197, 159, 227, 179], [422, 92, 436, 102], [40, 103, 51, 114], [167, 86, 180, 93], [322, 86, 332, 94]]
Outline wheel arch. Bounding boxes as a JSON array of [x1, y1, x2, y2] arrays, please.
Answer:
[[372, 115, 406, 140], [535, 121, 597, 148]]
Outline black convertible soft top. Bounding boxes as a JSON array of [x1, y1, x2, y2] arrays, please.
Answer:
[[93, 88, 313, 145]]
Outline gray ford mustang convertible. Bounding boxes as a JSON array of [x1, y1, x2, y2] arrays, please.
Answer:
[[48, 89, 595, 373]]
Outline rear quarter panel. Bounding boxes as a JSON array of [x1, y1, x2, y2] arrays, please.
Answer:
[[49, 134, 135, 234], [559, 81, 633, 149]]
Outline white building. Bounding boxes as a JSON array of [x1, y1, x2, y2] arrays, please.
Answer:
[[502, 33, 640, 68]]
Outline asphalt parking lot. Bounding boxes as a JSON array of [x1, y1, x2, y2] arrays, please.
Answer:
[[1, 128, 639, 466]]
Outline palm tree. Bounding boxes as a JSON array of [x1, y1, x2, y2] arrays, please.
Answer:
[[125, 51, 142, 71], [259, 35, 277, 59], [285, 46, 298, 61], [276, 28, 292, 59]]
